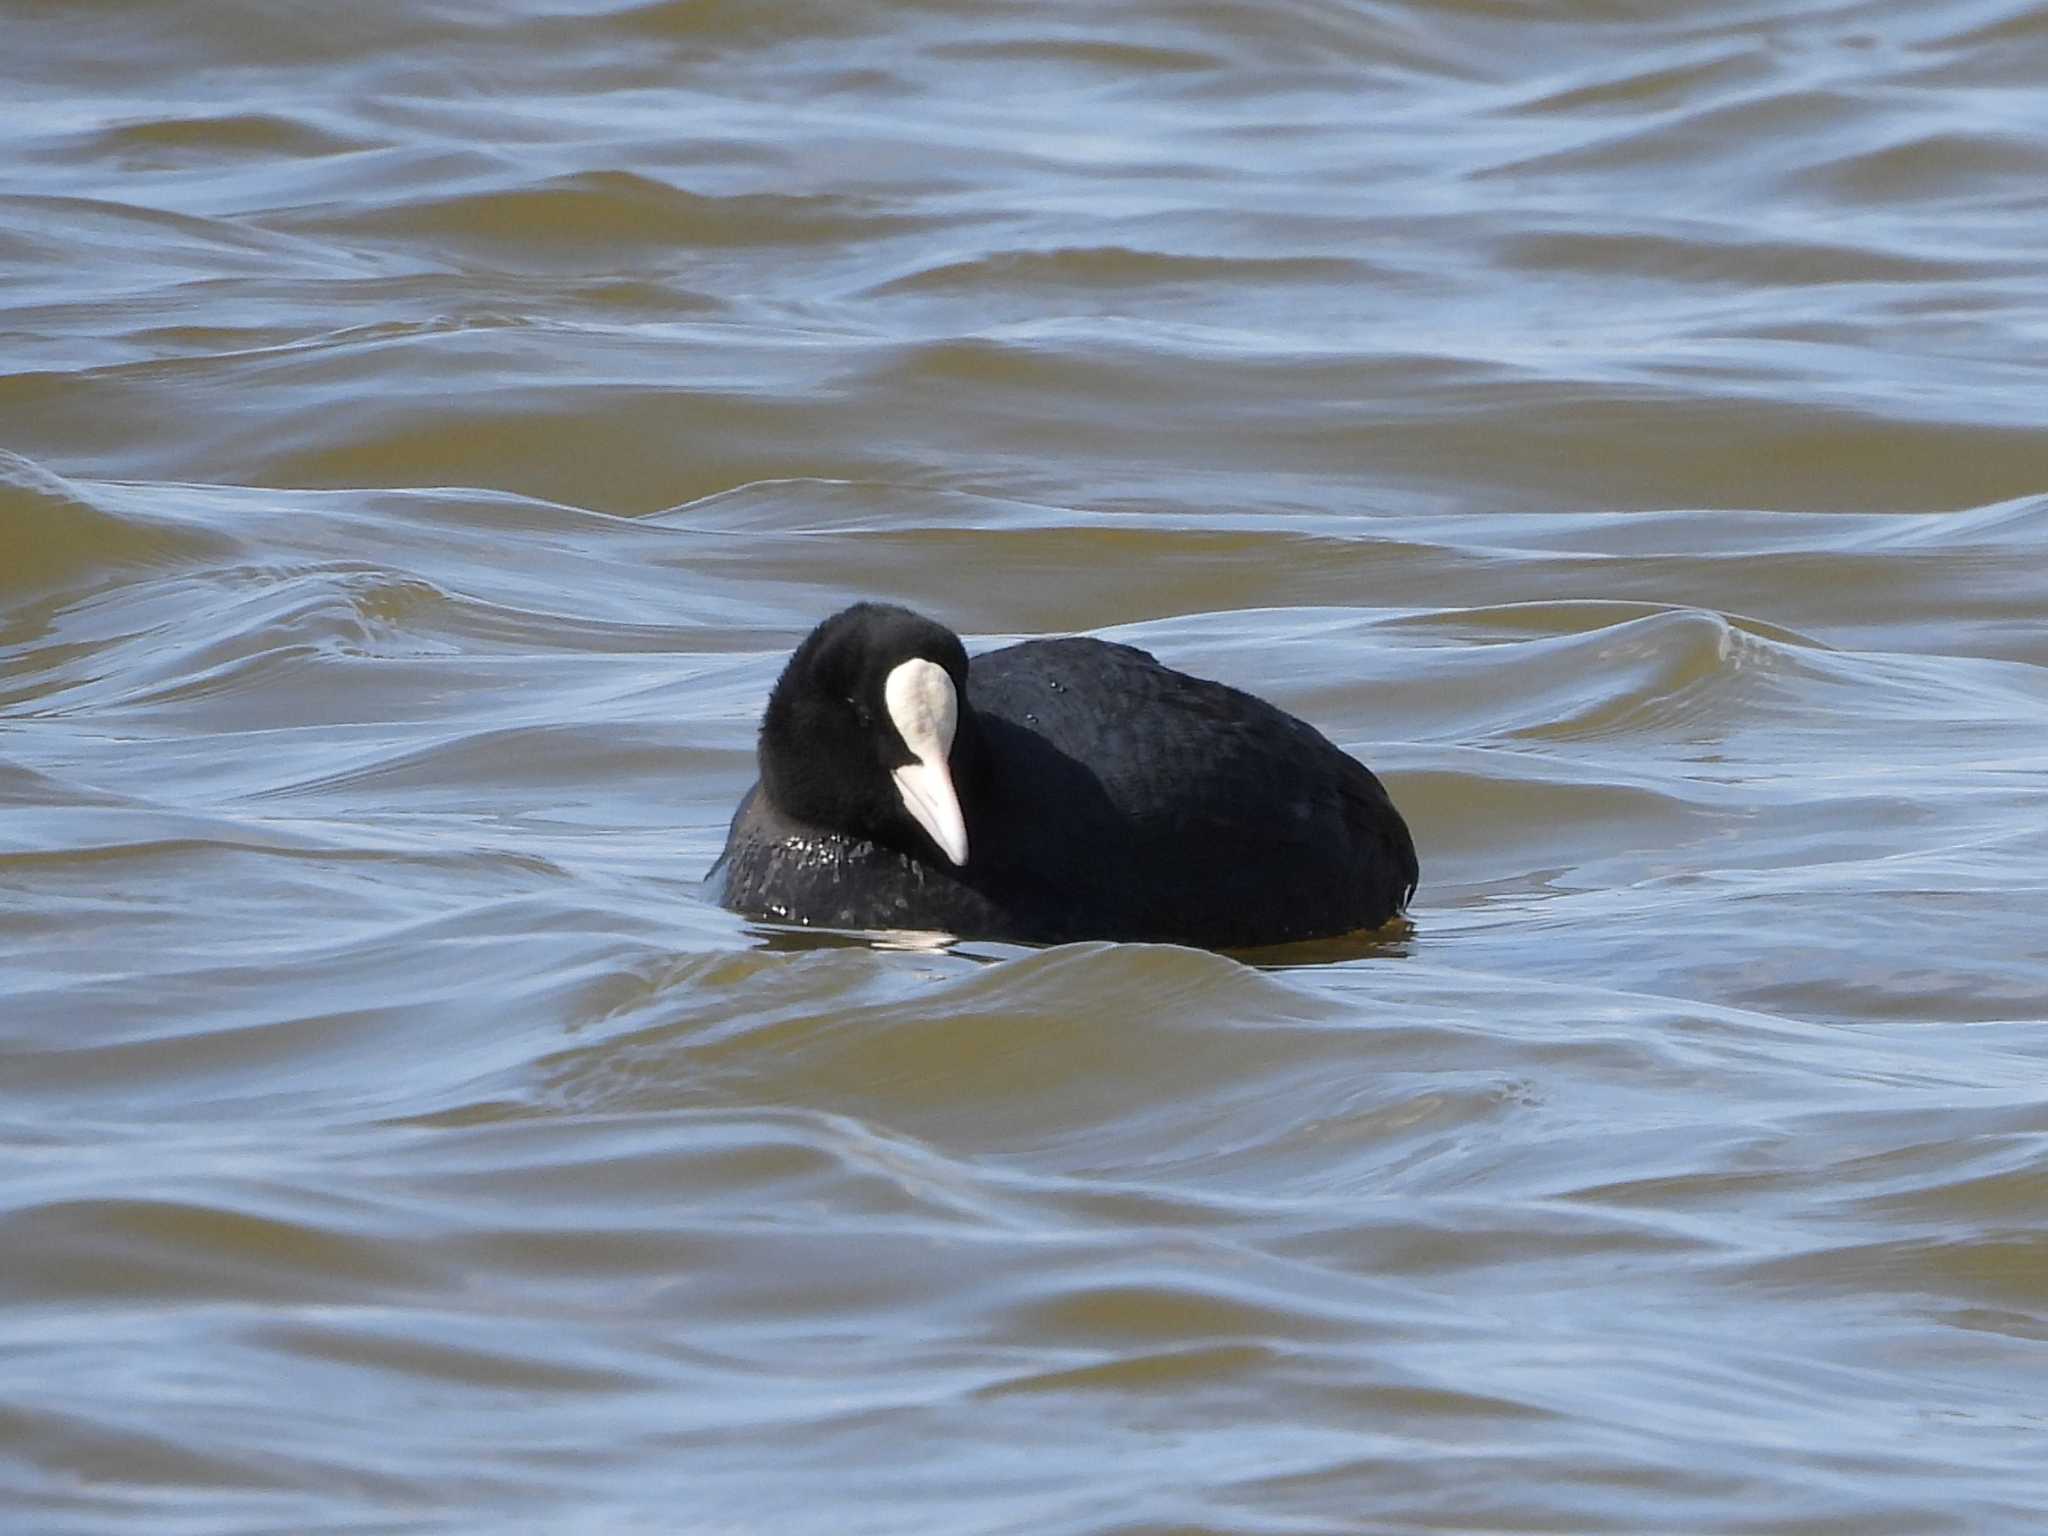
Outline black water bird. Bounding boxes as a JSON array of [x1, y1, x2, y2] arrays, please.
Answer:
[[711, 604, 1417, 948]]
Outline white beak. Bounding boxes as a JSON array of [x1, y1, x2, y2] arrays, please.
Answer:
[[891, 756, 968, 867], [884, 658, 968, 867]]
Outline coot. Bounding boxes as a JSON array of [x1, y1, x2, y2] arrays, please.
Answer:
[[710, 604, 1417, 948]]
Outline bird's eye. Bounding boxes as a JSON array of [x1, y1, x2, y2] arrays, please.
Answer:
[[845, 695, 872, 726]]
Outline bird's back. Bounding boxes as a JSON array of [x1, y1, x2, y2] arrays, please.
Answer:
[[965, 638, 1415, 945]]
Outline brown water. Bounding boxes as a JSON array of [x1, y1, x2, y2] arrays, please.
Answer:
[[6, 1, 2048, 1531]]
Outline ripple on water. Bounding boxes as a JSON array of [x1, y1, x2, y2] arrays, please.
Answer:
[[0, 451, 238, 601]]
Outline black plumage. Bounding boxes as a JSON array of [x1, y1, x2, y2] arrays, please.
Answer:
[[711, 604, 1417, 947]]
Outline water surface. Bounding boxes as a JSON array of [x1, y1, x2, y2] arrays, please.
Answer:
[[5, 1, 2048, 1531]]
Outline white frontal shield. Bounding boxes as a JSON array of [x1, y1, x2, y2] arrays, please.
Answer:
[[883, 658, 967, 866]]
